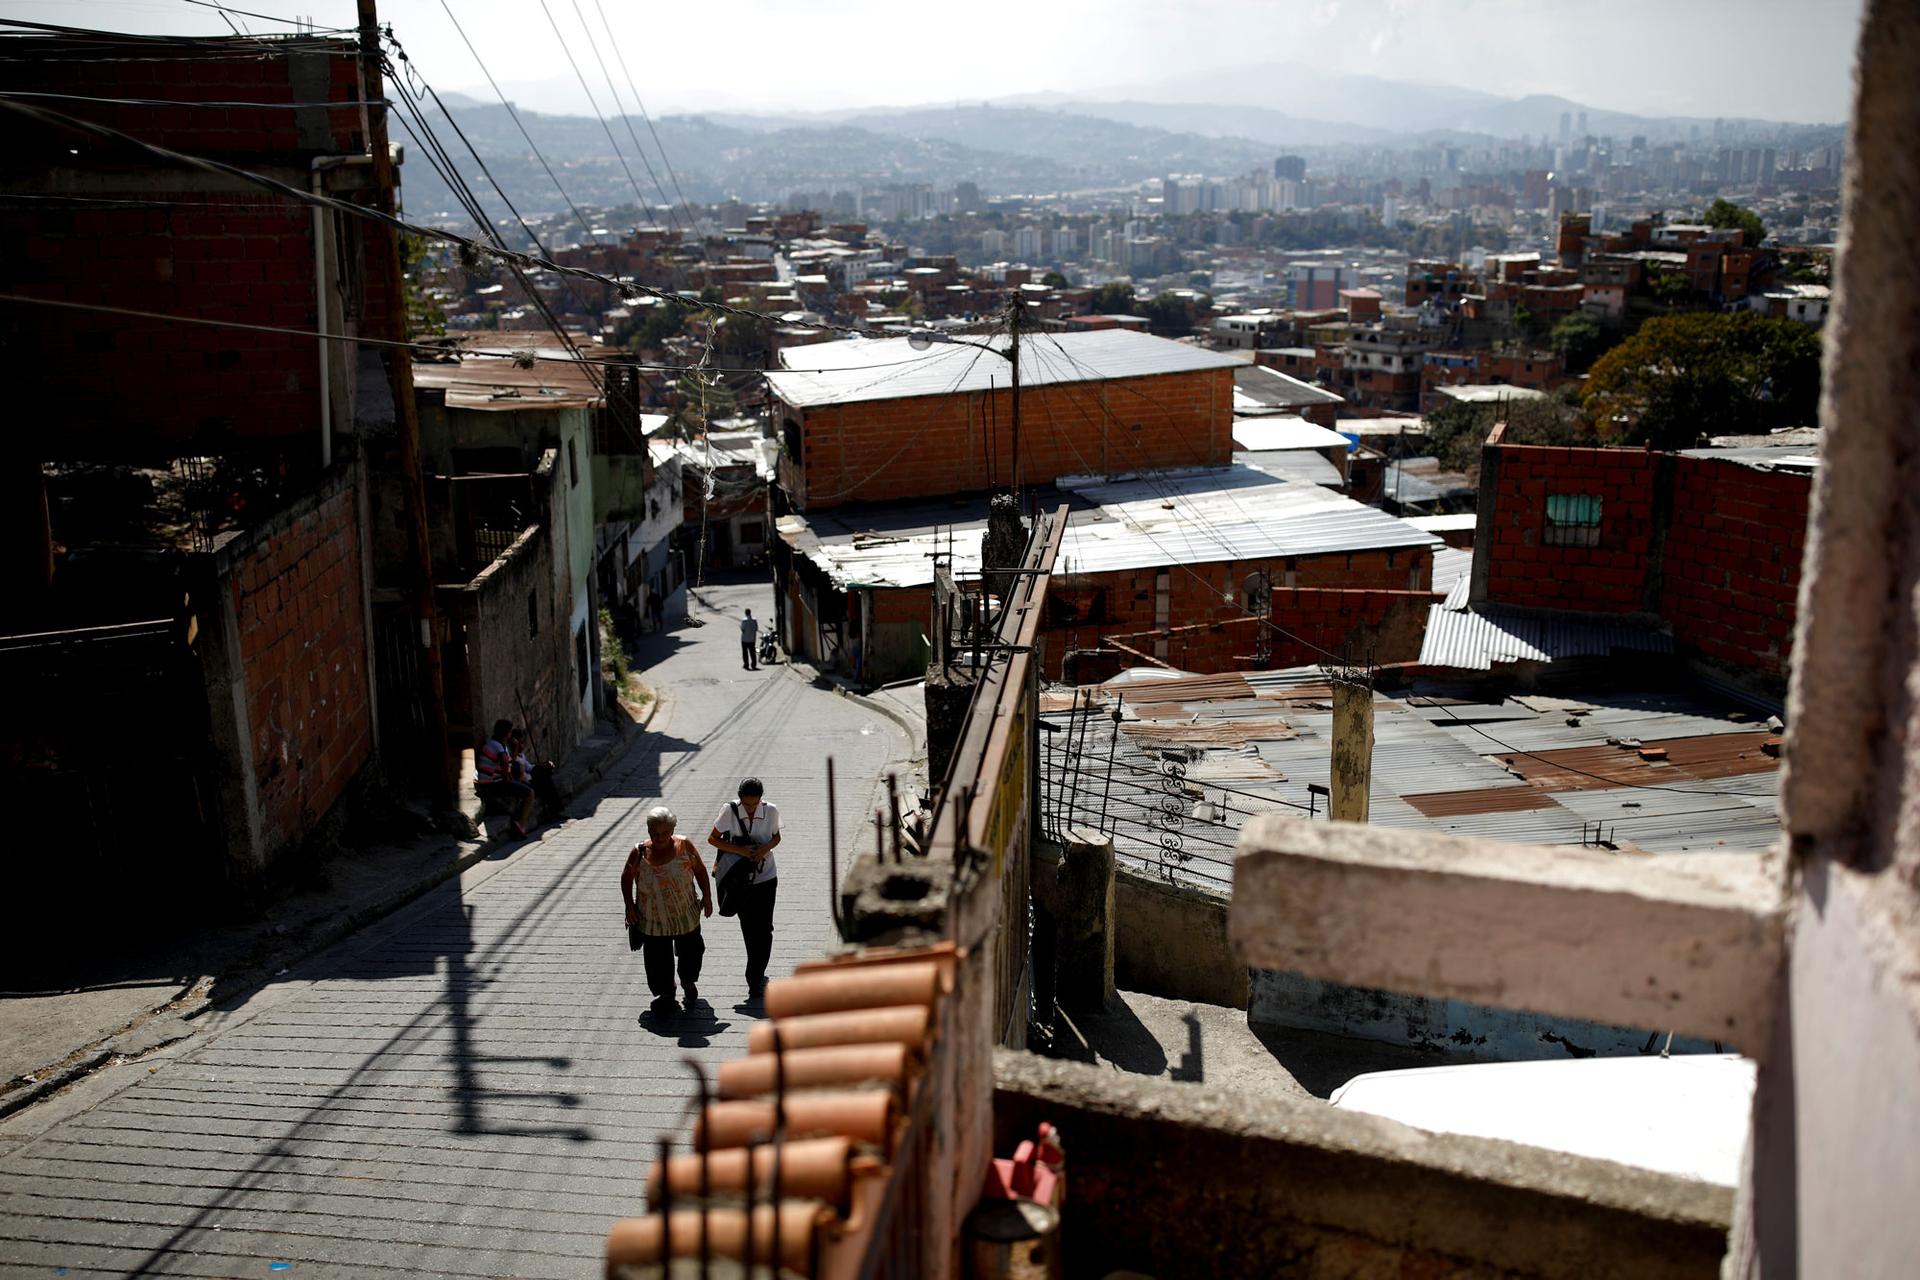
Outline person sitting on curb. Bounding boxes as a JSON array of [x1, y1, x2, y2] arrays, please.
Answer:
[[475, 718, 534, 838]]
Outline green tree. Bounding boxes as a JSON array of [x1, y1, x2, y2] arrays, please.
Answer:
[[399, 232, 446, 338], [1702, 198, 1767, 247], [1549, 311, 1608, 373], [1040, 270, 1070, 288], [624, 297, 695, 352], [1423, 395, 1595, 474], [1140, 291, 1196, 337], [1090, 281, 1136, 314], [1582, 311, 1823, 449]]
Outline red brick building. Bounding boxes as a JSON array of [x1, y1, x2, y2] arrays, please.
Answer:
[[766, 330, 1243, 511], [0, 31, 399, 896], [1471, 430, 1812, 680]]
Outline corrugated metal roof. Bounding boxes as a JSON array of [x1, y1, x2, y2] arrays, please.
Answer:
[[1232, 363, 1345, 408], [413, 338, 615, 411], [1040, 677, 1780, 884], [783, 465, 1439, 590], [1058, 468, 1439, 574], [1231, 417, 1352, 452], [1235, 449, 1345, 488], [765, 328, 1242, 408], [1431, 547, 1473, 596], [1420, 603, 1673, 671]]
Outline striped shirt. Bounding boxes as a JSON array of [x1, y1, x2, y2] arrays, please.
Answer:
[[476, 738, 510, 784]]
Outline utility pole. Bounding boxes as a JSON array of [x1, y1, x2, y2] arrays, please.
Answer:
[[358, 0, 455, 811], [1006, 294, 1023, 509]]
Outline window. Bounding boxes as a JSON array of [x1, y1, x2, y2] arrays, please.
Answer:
[[567, 437, 580, 488], [575, 623, 590, 697], [1544, 493, 1602, 547]]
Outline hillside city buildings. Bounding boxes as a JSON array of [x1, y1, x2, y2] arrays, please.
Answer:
[[2, 5, 1910, 1280]]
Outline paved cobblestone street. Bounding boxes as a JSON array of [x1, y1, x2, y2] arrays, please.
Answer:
[[0, 578, 912, 1279]]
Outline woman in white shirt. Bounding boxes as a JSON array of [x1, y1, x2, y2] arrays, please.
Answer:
[[707, 776, 781, 999]]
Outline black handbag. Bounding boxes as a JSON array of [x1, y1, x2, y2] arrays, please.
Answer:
[[715, 801, 759, 917]]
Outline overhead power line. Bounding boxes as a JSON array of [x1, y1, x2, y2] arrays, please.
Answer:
[[0, 91, 872, 338], [435, 0, 606, 248], [564, 0, 684, 236], [532, 0, 667, 234], [0, 291, 949, 377], [587, 0, 699, 234]]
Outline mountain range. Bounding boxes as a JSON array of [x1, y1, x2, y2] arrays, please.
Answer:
[[399, 64, 1844, 230]]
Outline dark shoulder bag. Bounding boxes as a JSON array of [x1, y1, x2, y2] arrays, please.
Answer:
[[715, 802, 757, 917]]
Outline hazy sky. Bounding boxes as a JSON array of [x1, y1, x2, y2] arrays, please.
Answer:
[[6, 0, 1862, 123]]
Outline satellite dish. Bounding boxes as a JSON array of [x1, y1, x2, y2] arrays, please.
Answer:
[[908, 330, 935, 351]]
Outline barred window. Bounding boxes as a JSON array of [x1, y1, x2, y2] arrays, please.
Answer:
[[1544, 493, 1602, 547]]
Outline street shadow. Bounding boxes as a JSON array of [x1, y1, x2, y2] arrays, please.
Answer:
[[638, 1000, 732, 1049], [117, 719, 713, 1272]]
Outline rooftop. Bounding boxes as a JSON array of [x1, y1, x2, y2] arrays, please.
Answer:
[[1040, 671, 1782, 891], [1433, 384, 1551, 406], [777, 465, 1438, 591], [1232, 363, 1345, 412], [412, 337, 614, 411], [766, 329, 1241, 409], [1230, 416, 1352, 453]]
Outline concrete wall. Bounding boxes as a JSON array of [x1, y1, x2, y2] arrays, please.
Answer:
[[994, 1051, 1732, 1280], [1114, 866, 1248, 1009], [194, 460, 373, 880], [1249, 969, 1719, 1061], [439, 462, 585, 766], [427, 405, 599, 740], [783, 367, 1235, 510]]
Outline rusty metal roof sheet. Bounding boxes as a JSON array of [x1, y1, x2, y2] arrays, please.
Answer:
[[1495, 732, 1779, 791], [412, 337, 614, 411]]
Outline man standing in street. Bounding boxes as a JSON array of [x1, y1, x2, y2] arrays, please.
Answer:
[[708, 777, 780, 1000], [740, 608, 760, 670]]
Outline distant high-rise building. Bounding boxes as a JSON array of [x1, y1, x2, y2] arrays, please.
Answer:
[[1559, 111, 1572, 146], [1577, 110, 1588, 137], [1273, 155, 1306, 183], [1760, 148, 1778, 188], [954, 181, 981, 213]]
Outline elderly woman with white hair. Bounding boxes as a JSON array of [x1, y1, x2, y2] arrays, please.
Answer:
[[621, 805, 713, 1016]]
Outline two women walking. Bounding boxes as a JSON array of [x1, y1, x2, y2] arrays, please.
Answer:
[[621, 807, 712, 1017], [620, 777, 781, 1016]]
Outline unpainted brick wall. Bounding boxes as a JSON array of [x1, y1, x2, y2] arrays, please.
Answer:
[[1658, 457, 1808, 675], [1482, 443, 1810, 676], [1044, 547, 1431, 679], [228, 477, 372, 859], [1482, 444, 1660, 613], [1095, 588, 1439, 676], [784, 367, 1234, 510], [0, 41, 393, 456]]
